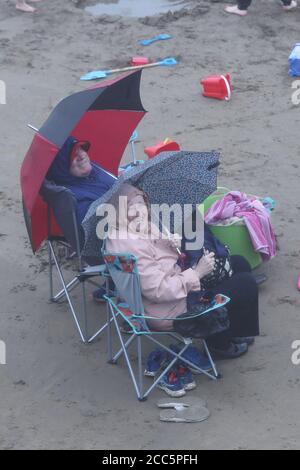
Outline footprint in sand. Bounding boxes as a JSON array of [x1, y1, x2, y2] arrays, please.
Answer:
[[10, 283, 37, 294], [275, 296, 300, 307]]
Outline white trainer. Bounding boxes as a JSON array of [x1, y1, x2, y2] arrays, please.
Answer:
[[282, 0, 297, 10], [224, 5, 248, 16]]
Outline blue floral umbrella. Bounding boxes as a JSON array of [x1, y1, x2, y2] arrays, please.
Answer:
[[82, 150, 220, 257]]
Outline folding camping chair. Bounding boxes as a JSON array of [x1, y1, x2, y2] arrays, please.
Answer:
[[40, 179, 111, 344], [102, 251, 230, 401], [38, 127, 145, 344]]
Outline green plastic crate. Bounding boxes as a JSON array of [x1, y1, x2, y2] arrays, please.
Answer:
[[203, 188, 263, 270]]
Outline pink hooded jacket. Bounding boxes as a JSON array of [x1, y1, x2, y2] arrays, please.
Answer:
[[105, 184, 200, 330]]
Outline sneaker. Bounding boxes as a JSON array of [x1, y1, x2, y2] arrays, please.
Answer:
[[93, 286, 106, 303], [157, 370, 186, 397], [119, 320, 134, 335], [170, 344, 213, 374], [93, 280, 115, 304], [224, 5, 248, 16], [282, 0, 297, 11], [253, 273, 268, 286], [176, 364, 197, 391], [144, 348, 168, 377]]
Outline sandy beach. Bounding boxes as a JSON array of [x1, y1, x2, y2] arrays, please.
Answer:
[[1, 0, 300, 450]]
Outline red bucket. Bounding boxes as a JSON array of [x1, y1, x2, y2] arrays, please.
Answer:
[[200, 74, 232, 101]]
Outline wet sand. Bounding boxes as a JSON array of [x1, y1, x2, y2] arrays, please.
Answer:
[[0, 0, 300, 450]]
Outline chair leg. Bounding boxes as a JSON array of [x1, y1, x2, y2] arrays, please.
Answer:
[[48, 240, 87, 343], [203, 339, 219, 378], [109, 303, 142, 400], [137, 336, 145, 400], [87, 315, 114, 344], [82, 281, 88, 341], [112, 333, 135, 363], [52, 277, 80, 303], [48, 241, 54, 301], [106, 280, 113, 362]]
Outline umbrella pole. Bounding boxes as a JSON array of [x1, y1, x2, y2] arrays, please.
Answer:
[[163, 224, 182, 256], [151, 211, 182, 255], [130, 140, 137, 165], [159, 223, 188, 271], [27, 124, 39, 132]]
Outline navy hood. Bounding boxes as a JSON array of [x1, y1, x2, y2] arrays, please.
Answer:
[[47, 136, 116, 222]]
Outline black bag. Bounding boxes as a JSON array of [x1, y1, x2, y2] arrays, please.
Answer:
[[201, 251, 233, 290], [184, 225, 233, 290], [173, 293, 230, 339]]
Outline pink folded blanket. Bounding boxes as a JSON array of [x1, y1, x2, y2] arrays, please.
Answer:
[[205, 191, 276, 261]]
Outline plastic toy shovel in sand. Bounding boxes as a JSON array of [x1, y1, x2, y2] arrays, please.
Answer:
[[80, 57, 177, 81], [138, 33, 172, 46], [297, 275, 300, 291]]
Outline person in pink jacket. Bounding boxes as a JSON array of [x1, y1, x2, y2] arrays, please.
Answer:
[[106, 184, 214, 329], [106, 184, 259, 359]]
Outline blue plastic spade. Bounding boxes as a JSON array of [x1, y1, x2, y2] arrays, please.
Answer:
[[80, 57, 178, 81], [138, 34, 172, 46]]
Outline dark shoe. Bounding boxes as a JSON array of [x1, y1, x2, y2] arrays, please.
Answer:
[[209, 342, 248, 359], [253, 273, 268, 286], [93, 280, 116, 303], [144, 348, 168, 377], [92, 286, 106, 303], [119, 320, 134, 335], [232, 336, 255, 346], [169, 344, 213, 374]]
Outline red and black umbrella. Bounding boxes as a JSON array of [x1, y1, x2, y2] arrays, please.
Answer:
[[20, 70, 146, 252]]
